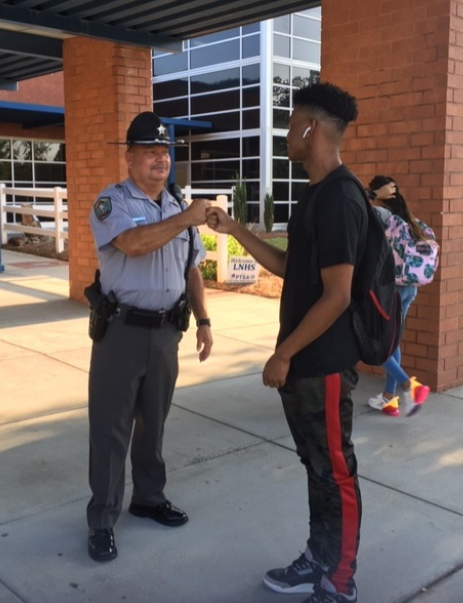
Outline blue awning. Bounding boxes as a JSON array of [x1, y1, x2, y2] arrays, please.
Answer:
[[0, 101, 212, 134], [0, 101, 64, 129]]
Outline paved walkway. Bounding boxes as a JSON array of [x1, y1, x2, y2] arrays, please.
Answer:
[[1, 248, 463, 603]]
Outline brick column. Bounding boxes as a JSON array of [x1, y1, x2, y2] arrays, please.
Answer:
[[321, 0, 463, 391], [62, 37, 152, 302]]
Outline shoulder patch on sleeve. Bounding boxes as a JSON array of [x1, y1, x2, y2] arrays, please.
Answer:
[[94, 197, 112, 221]]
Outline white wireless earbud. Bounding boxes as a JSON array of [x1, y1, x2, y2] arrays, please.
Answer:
[[302, 126, 312, 139]]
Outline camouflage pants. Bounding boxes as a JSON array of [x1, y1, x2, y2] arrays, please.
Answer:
[[279, 369, 362, 594]]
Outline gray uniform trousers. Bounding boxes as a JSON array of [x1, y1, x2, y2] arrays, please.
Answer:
[[86, 317, 182, 529]]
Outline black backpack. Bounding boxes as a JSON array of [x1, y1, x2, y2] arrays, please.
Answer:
[[304, 168, 403, 366]]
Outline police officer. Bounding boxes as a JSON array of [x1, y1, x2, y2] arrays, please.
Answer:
[[87, 112, 213, 562]]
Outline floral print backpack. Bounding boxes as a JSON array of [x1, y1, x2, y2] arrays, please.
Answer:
[[385, 215, 439, 286]]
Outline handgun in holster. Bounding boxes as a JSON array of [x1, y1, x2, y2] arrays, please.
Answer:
[[83, 269, 118, 342], [171, 292, 192, 332]]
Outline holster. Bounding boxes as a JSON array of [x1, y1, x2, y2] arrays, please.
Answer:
[[171, 292, 192, 332], [83, 270, 118, 342]]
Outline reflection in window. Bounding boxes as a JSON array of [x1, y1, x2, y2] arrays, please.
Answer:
[[0, 161, 12, 180], [273, 159, 289, 179], [33, 142, 65, 162], [242, 158, 260, 179], [13, 141, 32, 161], [293, 67, 320, 88], [1, 137, 66, 192], [13, 162, 33, 181], [155, 97, 189, 117], [35, 163, 66, 182], [302, 6, 321, 18], [175, 147, 189, 162], [154, 52, 188, 77], [191, 90, 240, 115], [190, 40, 240, 69], [243, 109, 259, 129], [242, 34, 260, 58], [274, 34, 290, 58], [242, 137, 259, 157], [242, 22, 259, 34], [273, 182, 289, 201], [274, 203, 289, 222], [273, 86, 290, 107], [273, 136, 288, 157], [201, 112, 240, 131], [191, 68, 240, 94], [243, 86, 260, 108], [192, 139, 240, 160], [154, 79, 189, 100], [273, 63, 290, 85], [274, 15, 290, 34], [192, 160, 240, 181], [0, 139, 11, 159], [242, 63, 260, 86], [248, 203, 260, 223], [273, 108, 290, 128], [293, 15, 321, 41], [293, 38, 320, 63], [190, 28, 240, 48]]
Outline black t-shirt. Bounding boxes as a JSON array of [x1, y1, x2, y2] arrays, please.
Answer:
[[278, 165, 368, 378]]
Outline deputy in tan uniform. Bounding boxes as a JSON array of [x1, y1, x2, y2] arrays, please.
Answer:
[[86, 112, 213, 562]]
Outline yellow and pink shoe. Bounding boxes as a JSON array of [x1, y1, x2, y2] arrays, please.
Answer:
[[368, 394, 400, 417], [402, 376, 430, 417]]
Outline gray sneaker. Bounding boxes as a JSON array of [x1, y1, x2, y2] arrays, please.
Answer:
[[263, 552, 326, 594]]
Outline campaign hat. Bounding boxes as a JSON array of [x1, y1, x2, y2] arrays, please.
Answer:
[[110, 112, 184, 146]]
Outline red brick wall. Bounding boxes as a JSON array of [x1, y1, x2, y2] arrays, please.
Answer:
[[0, 72, 64, 106], [0, 72, 64, 140], [321, 0, 463, 392], [62, 37, 152, 302]]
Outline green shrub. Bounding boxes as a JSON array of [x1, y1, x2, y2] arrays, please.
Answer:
[[264, 191, 274, 233], [232, 172, 247, 225], [199, 234, 246, 281], [200, 260, 217, 281]]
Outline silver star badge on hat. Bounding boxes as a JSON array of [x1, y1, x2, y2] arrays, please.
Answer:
[[157, 124, 166, 136]]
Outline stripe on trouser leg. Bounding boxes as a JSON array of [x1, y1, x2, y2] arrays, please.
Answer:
[[324, 373, 359, 595]]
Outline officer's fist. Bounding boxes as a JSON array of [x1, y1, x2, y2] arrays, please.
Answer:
[[186, 198, 211, 225]]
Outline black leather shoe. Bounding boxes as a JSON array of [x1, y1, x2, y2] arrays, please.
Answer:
[[88, 528, 118, 562], [129, 501, 189, 527]]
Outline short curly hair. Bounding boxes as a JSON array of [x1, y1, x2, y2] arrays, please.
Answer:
[[293, 82, 358, 133]]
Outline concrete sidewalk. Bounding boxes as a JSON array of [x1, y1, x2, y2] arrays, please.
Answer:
[[1, 248, 463, 603]]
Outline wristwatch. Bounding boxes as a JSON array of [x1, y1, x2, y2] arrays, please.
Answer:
[[196, 318, 211, 327]]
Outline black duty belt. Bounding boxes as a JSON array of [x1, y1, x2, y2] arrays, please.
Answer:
[[117, 304, 174, 329]]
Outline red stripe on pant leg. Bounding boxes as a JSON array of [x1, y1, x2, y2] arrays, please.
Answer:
[[324, 373, 359, 595]]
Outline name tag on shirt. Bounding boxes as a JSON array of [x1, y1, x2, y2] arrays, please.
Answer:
[[133, 216, 148, 224]]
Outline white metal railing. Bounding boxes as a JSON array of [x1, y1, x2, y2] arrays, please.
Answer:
[[0, 184, 232, 282], [0, 184, 68, 253]]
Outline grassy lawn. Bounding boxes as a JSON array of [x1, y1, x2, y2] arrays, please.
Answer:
[[265, 237, 288, 251]]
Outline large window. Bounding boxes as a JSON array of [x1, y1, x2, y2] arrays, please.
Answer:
[[0, 138, 66, 208], [273, 11, 321, 63], [0, 138, 66, 188], [152, 6, 322, 226], [153, 24, 262, 220]]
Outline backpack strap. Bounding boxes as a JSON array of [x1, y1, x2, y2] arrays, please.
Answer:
[[303, 166, 370, 285]]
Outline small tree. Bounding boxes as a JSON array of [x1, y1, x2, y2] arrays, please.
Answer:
[[263, 191, 274, 233], [232, 172, 247, 225]]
